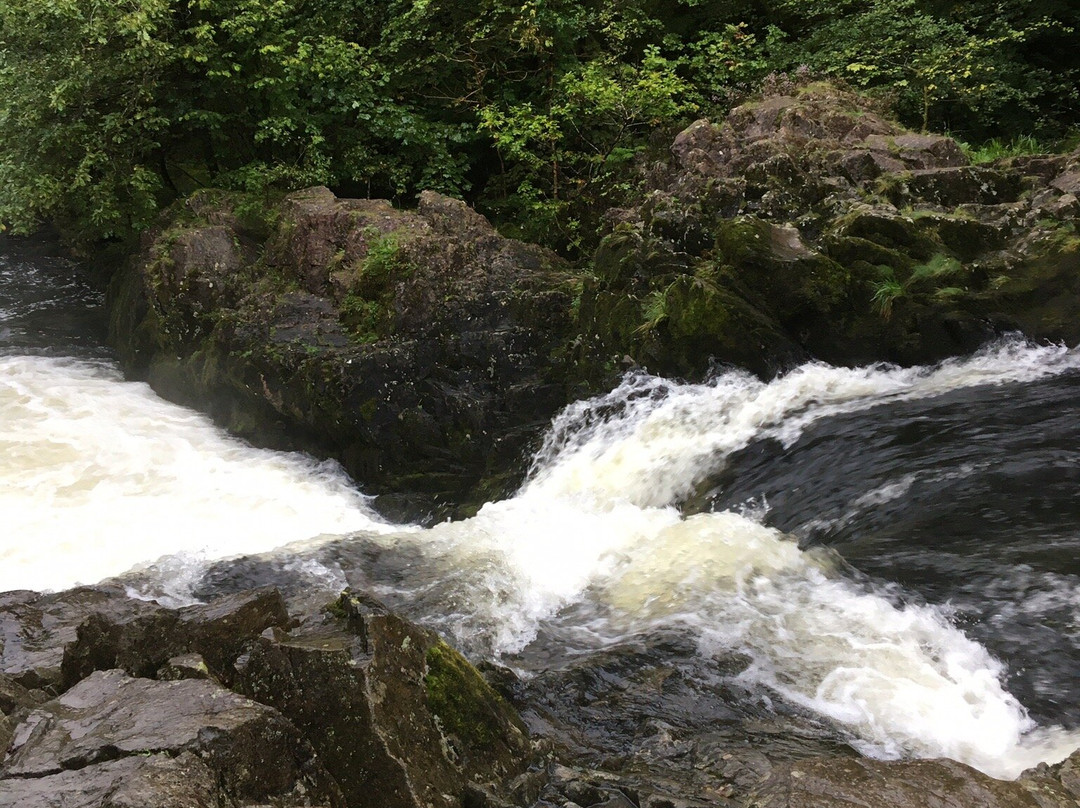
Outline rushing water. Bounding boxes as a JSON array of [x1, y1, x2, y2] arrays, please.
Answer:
[[4, 246, 1080, 780]]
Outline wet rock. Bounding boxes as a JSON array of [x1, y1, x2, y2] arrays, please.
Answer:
[[60, 586, 290, 688], [0, 672, 44, 759], [156, 652, 215, 682], [231, 590, 531, 808], [0, 752, 224, 808], [1020, 749, 1080, 805], [743, 756, 1055, 808], [0, 669, 343, 806], [106, 79, 1080, 514], [111, 187, 575, 515], [0, 586, 155, 693]]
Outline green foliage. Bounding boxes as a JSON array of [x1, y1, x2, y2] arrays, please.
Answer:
[[870, 252, 969, 318], [907, 253, 964, 286], [479, 46, 695, 252], [960, 135, 1046, 164], [1, 0, 1078, 247], [0, 0, 173, 240], [766, 0, 1080, 139], [871, 271, 904, 319], [338, 232, 412, 343]]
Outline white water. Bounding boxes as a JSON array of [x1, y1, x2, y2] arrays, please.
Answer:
[[0, 355, 394, 593], [5, 339, 1080, 778]]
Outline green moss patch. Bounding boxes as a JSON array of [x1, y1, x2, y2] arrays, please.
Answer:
[[424, 641, 524, 755]]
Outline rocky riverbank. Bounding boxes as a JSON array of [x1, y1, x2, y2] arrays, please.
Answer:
[[2, 579, 1079, 808]]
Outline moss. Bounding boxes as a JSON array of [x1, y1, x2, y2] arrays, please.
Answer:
[[340, 295, 386, 344], [424, 641, 523, 754], [824, 234, 915, 273]]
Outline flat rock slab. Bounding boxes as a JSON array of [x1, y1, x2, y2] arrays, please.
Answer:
[[0, 669, 342, 807]]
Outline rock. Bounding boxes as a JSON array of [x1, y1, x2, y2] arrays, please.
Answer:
[[1020, 749, 1080, 804], [60, 586, 290, 688], [0, 672, 44, 761], [900, 166, 1022, 207], [743, 756, 1050, 808], [863, 133, 968, 169], [156, 653, 215, 682], [0, 752, 224, 808], [671, 119, 725, 175], [0, 669, 343, 806], [231, 590, 531, 808], [0, 586, 155, 693], [829, 149, 907, 183], [110, 187, 576, 515], [0, 672, 40, 717], [104, 80, 1080, 514], [1050, 171, 1080, 195]]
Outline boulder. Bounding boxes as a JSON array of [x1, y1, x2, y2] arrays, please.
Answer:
[[232, 590, 531, 808], [60, 586, 290, 688], [0, 669, 344, 806], [862, 133, 968, 169], [898, 166, 1022, 207], [110, 187, 576, 515]]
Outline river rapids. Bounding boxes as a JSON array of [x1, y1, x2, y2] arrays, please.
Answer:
[[3, 247, 1080, 780]]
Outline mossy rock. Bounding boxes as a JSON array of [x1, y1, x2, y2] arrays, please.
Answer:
[[592, 226, 689, 286], [714, 216, 850, 331], [977, 228, 1080, 342], [830, 208, 940, 259], [425, 640, 530, 776], [643, 272, 802, 376], [823, 234, 916, 273]]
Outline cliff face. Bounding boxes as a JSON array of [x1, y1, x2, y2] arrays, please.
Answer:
[[109, 84, 1080, 513]]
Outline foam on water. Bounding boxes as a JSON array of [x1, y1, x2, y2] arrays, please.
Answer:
[[0, 355, 395, 592], [396, 338, 1080, 779]]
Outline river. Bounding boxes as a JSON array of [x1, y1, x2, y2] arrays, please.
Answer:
[[3, 246, 1080, 781]]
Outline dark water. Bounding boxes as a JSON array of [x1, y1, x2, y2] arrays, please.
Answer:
[[706, 373, 1080, 726], [0, 247, 108, 355]]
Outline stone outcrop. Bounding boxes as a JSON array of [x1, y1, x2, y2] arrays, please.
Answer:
[[582, 82, 1080, 378], [106, 86, 1080, 512], [0, 585, 532, 808], [109, 188, 575, 516]]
